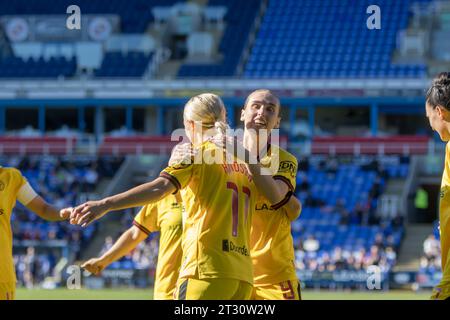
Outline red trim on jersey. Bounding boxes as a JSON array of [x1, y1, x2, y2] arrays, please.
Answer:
[[132, 220, 151, 235], [160, 172, 181, 193], [270, 190, 293, 210], [273, 175, 294, 191]]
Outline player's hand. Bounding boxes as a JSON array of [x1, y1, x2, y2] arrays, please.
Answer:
[[59, 207, 73, 220], [169, 143, 197, 166], [81, 258, 106, 275], [71, 200, 110, 227], [208, 133, 235, 149], [209, 135, 257, 163]]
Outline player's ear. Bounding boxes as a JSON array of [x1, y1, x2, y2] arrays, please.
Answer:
[[436, 105, 446, 120], [240, 107, 246, 121], [275, 116, 281, 129]]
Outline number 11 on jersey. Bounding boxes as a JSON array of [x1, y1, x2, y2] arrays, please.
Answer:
[[226, 181, 251, 237]]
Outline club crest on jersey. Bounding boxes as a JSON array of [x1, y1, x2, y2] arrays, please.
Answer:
[[278, 161, 297, 178], [0, 180, 5, 191], [0, 209, 4, 215]]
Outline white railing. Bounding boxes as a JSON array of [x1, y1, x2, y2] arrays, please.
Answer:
[[0, 78, 431, 99], [311, 142, 429, 156], [0, 136, 438, 156]]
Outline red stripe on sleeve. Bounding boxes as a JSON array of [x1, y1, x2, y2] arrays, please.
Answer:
[[132, 220, 151, 235]]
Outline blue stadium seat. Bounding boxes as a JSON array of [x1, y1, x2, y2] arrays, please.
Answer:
[[244, 0, 430, 78]]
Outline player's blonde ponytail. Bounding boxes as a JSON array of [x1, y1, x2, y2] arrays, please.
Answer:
[[214, 120, 229, 136], [184, 93, 229, 134]]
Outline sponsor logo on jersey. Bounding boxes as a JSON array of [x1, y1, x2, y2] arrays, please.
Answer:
[[255, 203, 275, 211], [278, 161, 297, 178], [222, 239, 249, 256]]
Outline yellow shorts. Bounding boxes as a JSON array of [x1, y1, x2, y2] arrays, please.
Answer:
[[175, 277, 253, 300], [252, 279, 302, 300], [0, 282, 16, 300], [430, 285, 450, 300]]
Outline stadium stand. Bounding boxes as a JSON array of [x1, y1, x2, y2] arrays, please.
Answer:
[[0, 0, 178, 33], [244, 0, 430, 78], [292, 155, 407, 288], [177, 0, 262, 77], [94, 52, 154, 78], [0, 0, 179, 79], [0, 56, 76, 78]]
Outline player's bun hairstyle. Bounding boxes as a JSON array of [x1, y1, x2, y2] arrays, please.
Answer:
[[426, 72, 450, 110], [184, 93, 229, 135]]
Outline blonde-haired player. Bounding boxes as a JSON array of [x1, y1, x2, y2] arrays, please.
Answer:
[[425, 72, 450, 300], [82, 193, 183, 300], [0, 166, 72, 300], [71, 93, 263, 299]]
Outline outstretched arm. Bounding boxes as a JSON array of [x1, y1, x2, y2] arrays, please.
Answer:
[[25, 195, 71, 222], [82, 226, 147, 275], [72, 176, 176, 227]]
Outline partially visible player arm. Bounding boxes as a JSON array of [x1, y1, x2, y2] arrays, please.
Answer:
[[246, 163, 290, 205], [282, 194, 302, 221], [72, 177, 176, 227], [18, 182, 71, 221], [212, 135, 290, 205], [82, 226, 147, 275]]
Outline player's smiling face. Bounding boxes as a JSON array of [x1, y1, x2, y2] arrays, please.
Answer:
[[241, 91, 281, 132], [426, 101, 450, 141]]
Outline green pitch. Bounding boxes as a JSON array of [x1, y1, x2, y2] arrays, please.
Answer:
[[15, 288, 431, 300]]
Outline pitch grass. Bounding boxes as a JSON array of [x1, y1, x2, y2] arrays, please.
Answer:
[[15, 288, 432, 300]]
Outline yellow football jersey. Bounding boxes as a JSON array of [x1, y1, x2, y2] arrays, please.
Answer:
[[161, 141, 257, 285], [438, 142, 450, 290], [0, 167, 29, 284], [250, 145, 299, 286], [133, 194, 183, 300]]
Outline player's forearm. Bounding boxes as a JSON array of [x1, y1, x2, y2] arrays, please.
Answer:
[[99, 228, 143, 266], [34, 202, 65, 222], [284, 195, 302, 221], [102, 178, 175, 212], [246, 163, 285, 205], [42, 205, 66, 221]]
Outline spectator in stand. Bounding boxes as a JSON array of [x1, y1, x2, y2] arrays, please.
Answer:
[[423, 234, 441, 260], [303, 235, 320, 253]]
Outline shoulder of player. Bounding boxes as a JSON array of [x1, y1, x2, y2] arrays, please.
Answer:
[[0, 167, 24, 179], [274, 146, 298, 165]]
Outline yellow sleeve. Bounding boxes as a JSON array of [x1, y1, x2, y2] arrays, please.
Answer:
[[273, 152, 298, 192], [160, 162, 194, 193], [11, 168, 27, 188], [133, 203, 159, 235]]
